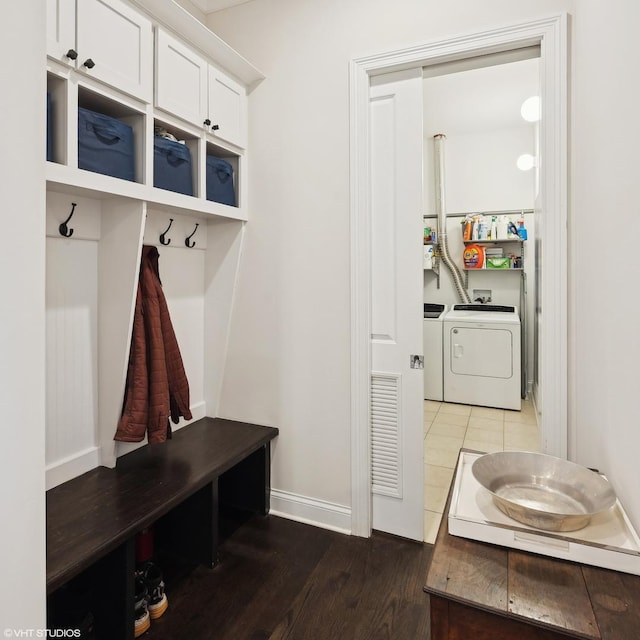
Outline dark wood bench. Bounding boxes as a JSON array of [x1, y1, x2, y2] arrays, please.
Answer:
[[47, 417, 278, 639], [424, 449, 640, 640]]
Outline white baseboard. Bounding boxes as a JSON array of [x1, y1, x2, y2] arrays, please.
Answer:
[[46, 446, 100, 490], [269, 489, 352, 535]]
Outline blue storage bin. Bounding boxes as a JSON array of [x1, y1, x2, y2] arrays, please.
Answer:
[[206, 156, 236, 206], [154, 137, 193, 196], [78, 107, 135, 181], [46, 93, 53, 162]]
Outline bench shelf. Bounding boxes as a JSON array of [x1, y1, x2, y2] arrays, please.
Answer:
[[47, 417, 278, 638]]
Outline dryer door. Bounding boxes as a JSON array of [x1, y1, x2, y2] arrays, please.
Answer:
[[449, 326, 513, 378]]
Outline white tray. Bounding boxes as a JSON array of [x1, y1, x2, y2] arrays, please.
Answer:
[[448, 450, 640, 575]]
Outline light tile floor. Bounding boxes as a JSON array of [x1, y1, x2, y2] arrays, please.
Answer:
[[423, 399, 540, 543]]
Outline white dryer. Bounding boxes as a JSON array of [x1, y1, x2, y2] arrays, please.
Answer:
[[423, 303, 448, 401], [443, 304, 521, 411]]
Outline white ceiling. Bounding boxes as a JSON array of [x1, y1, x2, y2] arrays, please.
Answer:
[[189, 0, 252, 13], [423, 56, 539, 136]]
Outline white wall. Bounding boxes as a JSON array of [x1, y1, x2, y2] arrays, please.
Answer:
[[0, 4, 46, 629], [571, 0, 640, 528], [425, 128, 536, 214], [207, 0, 575, 526]]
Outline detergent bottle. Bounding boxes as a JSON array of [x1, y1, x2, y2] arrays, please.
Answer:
[[496, 216, 508, 240], [463, 243, 485, 269], [518, 219, 528, 240], [462, 216, 473, 241]]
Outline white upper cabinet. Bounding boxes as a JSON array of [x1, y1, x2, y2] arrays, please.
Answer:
[[208, 66, 247, 149], [155, 28, 247, 149], [46, 0, 153, 103], [46, 0, 76, 62], [155, 28, 208, 127]]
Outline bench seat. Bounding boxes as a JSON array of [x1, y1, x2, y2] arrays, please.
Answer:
[[46, 417, 278, 638]]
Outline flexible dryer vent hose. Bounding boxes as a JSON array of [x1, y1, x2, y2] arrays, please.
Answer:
[[433, 134, 470, 304]]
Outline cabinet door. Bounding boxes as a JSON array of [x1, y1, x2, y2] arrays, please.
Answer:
[[208, 67, 247, 148], [155, 28, 208, 126], [46, 0, 76, 62], [76, 0, 153, 102]]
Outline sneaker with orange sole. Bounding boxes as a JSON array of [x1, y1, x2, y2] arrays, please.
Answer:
[[140, 562, 169, 620], [134, 575, 151, 638]]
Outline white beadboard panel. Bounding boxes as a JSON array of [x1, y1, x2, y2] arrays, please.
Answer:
[[269, 489, 351, 535], [204, 217, 245, 418], [370, 93, 396, 343], [99, 199, 146, 467], [45, 237, 99, 481], [371, 373, 402, 498], [156, 237, 206, 415]]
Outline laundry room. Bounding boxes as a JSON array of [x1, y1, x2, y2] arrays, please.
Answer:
[[421, 51, 541, 541], [424, 49, 539, 409]]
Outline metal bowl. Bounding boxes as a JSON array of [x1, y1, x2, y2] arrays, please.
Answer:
[[471, 451, 616, 532]]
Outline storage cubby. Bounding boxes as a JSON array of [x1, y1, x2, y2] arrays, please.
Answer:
[[43, 1, 268, 636], [153, 118, 201, 198], [110, 209, 245, 461], [206, 140, 239, 208], [45, 189, 145, 487], [46, 72, 68, 165], [77, 86, 147, 184], [44, 0, 261, 488], [45, 193, 247, 489]]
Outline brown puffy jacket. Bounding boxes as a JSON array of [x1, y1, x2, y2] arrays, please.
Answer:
[[115, 245, 192, 444]]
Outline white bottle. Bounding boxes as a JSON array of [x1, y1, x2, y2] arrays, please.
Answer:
[[497, 215, 508, 240]]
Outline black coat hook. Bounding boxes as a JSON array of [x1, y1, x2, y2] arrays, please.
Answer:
[[59, 202, 77, 238], [185, 223, 199, 248], [159, 218, 174, 245]]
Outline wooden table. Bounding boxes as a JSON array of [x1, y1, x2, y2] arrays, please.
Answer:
[[424, 451, 640, 640]]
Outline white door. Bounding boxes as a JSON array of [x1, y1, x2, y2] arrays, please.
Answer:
[[46, 0, 75, 62], [369, 68, 424, 541], [155, 28, 208, 128], [76, 0, 153, 102], [208, 67, 247, 149]]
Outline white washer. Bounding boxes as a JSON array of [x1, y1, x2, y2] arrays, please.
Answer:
[[443, 304, 521, 411], [423, 303, 448, 401]]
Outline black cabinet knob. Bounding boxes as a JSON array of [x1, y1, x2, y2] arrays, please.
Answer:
[[211, 124, 220, 131], [203, 119, 211, 126], [83, 58, 95, 69], [65, 49, 78, 60]]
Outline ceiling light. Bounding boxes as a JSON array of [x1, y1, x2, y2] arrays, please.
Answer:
[[521, 96, 540, 122], [517, 154, 536, 171]]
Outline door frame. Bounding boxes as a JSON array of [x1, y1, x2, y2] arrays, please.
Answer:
[[349, 15, 568, 536]]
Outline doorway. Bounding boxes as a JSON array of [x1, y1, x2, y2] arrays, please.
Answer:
[[349, 16, 568, 538], [422, 53, 541, 542]]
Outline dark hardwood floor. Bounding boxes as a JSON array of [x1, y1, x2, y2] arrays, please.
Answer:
[[147, 514, 432, 640]]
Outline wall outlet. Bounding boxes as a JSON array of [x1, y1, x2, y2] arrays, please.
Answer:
[[472, 289, 492, 303]]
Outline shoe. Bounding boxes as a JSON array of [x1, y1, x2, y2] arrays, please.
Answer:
[[134, 575, 151, 638], [140, 561, 169, 620]]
